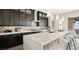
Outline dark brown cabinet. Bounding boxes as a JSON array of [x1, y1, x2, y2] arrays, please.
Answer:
[[0, 34, 23, 50], [11, 10, 19, 25], [0, 9, 11, 25], [19, 12, 26, 26], [2, 9, 11, 25]]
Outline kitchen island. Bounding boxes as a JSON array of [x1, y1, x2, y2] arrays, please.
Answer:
[[23, 31, 70, 50]]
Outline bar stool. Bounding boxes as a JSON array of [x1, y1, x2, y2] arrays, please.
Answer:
[[69, 32, 77, 50], [64, 33, 76, 50], [58, 37, 71, 50]]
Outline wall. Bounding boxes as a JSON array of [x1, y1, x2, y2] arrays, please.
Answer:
[[46, 12, 56, 31]]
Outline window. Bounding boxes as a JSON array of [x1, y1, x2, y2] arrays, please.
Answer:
[[75, 20, 79, 29]]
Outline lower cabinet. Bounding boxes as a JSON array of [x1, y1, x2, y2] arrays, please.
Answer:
[[0, 36, 10, 49], [0, 34, 23, 50]]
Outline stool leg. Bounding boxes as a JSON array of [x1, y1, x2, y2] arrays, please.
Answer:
[[74, 37, 77, 45], [66, 44, 69, 50], [68, 43, 71, 50], [72, 39, 76, 50]]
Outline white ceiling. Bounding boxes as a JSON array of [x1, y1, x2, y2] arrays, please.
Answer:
[[36, 9, 77, 15]]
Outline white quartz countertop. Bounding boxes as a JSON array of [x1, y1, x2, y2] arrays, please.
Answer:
[[23, 31, 70, 45], [0, 31, 41, 36]]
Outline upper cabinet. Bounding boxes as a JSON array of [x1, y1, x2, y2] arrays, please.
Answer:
[[19, 9, 34, 26], [10, 10, 20, 26], [25, 9, 34, 26], [19, 11, 26, 26], [0, 9, 49, 27], [25, 9, 34, 20], [2, 9, 11, 25], [0, 9, 35, 26]]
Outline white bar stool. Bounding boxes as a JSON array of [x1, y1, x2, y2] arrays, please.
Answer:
[[58, 37, 71, 50]]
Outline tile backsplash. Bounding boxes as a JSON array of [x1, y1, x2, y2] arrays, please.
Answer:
[[0, 26, 42, 32]]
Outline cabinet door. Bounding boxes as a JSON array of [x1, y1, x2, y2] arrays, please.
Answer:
[[25, 15, 32, 26], [11, 10, 19, 25], [2, 10, 11, 25], [0, 10, 3, 25], [19, 12, 26, 26], [22, 14, 26, 26], [9, 34, 23, 46], [0, 36, 10, 49], [14, 34, 23, 45], [19, 12, 22, 26]]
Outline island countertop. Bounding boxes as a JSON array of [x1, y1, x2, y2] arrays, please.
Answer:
[[23, 31, 70, 46]]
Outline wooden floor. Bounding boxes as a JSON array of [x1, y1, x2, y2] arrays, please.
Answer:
[[7, 45, 23, 50]]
